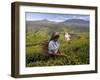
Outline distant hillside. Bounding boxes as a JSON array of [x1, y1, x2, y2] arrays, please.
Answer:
[[62, 19, 89, 27], [26, 19, 89, 33], [63, 19, 89, 23]]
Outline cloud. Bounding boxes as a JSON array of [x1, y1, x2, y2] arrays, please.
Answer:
[[26, 12, 89, 22], [71, 15, 89, 21]]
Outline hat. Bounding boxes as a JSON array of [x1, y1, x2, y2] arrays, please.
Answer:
[[50, 32, 60, 40]]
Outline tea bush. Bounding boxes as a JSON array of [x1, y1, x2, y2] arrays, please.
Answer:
[[26, 29, 89, 67]]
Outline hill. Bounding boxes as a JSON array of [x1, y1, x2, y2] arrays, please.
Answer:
[[26, 19, 89, 33]]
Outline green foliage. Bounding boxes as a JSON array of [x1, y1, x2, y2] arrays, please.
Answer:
[[26, 27, 89, 67]]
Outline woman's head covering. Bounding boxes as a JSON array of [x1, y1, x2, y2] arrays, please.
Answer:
[[50, 32, 60, 41]]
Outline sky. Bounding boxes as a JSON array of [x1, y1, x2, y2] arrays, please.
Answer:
[[25, 12, 90, 22]]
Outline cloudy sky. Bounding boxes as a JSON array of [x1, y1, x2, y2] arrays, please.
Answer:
[[26, 12, 90, 22]]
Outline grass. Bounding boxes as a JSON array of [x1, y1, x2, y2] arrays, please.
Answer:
[[26, 29, 89, 67]]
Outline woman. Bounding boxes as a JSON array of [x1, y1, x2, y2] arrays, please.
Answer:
[[48, 32, 63, 56]]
